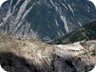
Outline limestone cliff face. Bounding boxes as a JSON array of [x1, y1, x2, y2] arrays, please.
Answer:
[[0, 34, 96, 72]]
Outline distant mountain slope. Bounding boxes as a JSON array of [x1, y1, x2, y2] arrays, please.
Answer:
[[0, 0, 96, 41], [50, 21, 96, 44]]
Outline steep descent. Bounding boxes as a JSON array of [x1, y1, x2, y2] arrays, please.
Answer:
[[0, 0, 96, 41]]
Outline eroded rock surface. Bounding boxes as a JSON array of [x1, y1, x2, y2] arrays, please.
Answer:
[[0, 34, 96, 72]]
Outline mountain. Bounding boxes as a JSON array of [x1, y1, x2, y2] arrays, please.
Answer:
[[0, 0, 96, 41], [50, 21, 96, 44], [0, 33, 96, 72]]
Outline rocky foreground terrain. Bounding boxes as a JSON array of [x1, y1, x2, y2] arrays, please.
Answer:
[[0, 33, 96, 72]]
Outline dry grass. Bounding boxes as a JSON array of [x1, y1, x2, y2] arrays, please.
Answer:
[[0, 33, 96, 67], [0, 33, 54, 66]]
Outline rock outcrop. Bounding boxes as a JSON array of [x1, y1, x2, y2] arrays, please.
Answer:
[[0, 34, 96, 72]]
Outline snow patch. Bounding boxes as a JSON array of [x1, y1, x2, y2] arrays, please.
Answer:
[[78, 21, 82, 27], [50, 0, 58, 11], [55, 19, 59, 27], [68, 4, 75, 16], [58, 0, 68, 9], [60, 16, 69, 33]]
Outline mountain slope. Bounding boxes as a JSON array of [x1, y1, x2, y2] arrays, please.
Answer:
[[50, 21, 96, 44], [0, 0, 96, 41], [0, 33, 96, 72]]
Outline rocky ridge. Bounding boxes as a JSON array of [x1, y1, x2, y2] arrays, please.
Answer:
[[0, 34, 96, 72]]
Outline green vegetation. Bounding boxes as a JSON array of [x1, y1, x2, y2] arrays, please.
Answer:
[[50, 21, 96, 44]]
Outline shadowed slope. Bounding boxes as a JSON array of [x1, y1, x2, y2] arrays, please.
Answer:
[[0, 52, 95, 72]]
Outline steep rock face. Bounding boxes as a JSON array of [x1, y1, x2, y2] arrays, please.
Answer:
[[0, 34, 96, 72], [0, 0, 96, 41]]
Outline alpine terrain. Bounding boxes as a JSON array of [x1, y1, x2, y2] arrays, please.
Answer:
[[50, 21, 96, 44], [0, 33, 96, 72], [0, 0, 96, 41], [0, 0, 96, 72]]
